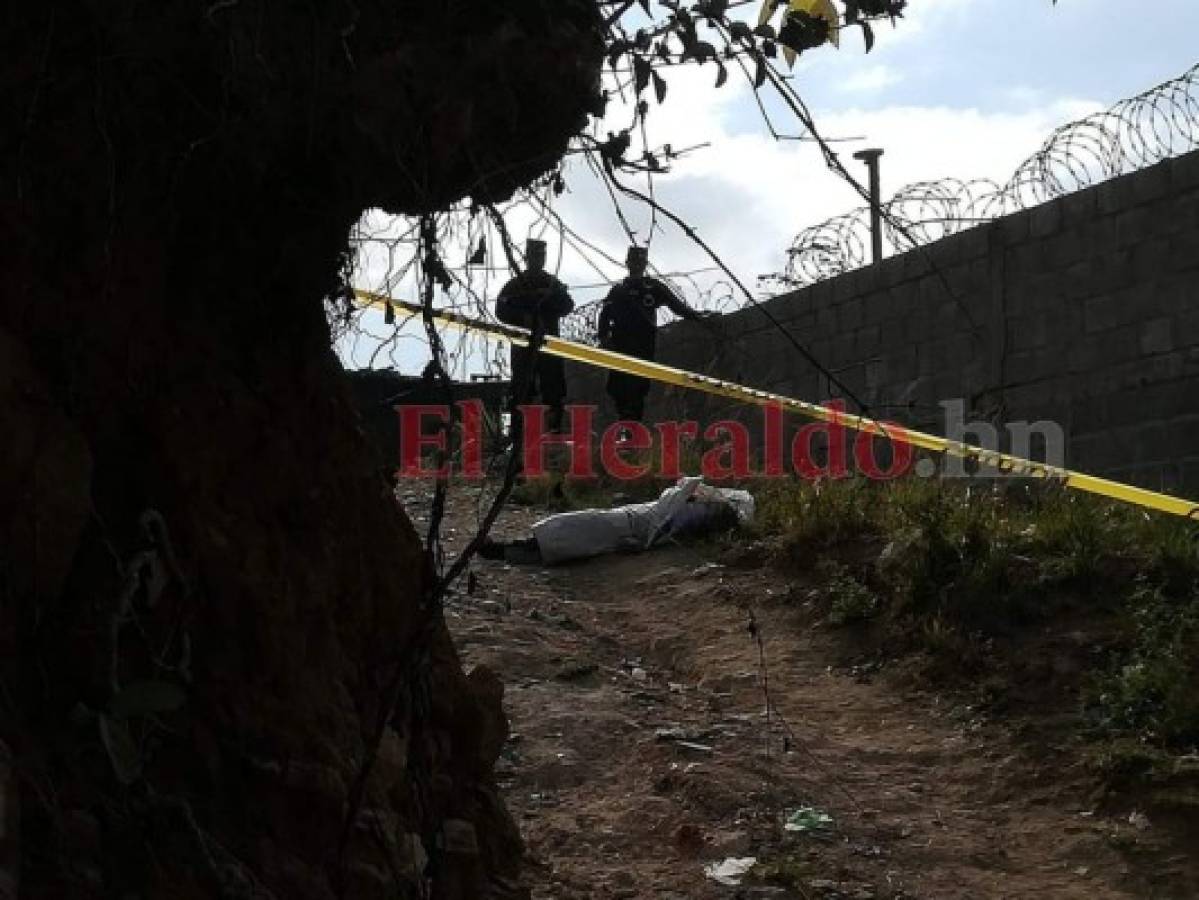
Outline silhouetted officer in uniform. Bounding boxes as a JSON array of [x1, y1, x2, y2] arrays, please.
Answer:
[[598, 246, 705, 422], [496, 238, 574, 443]]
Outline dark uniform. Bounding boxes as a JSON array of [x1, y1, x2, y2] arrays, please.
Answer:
[[496, 265, 574, 434], [598, 271, 700, 421]]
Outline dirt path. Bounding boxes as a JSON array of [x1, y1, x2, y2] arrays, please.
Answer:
[[410, 487, 1196, 899]]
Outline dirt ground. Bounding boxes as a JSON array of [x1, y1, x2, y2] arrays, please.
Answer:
[[403, 484, 1198, 900]]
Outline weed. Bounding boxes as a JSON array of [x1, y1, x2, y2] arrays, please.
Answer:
[[753, 477, 881, 558], [746, 475, 1199, 751], [817, 561, 880, 626], [1090, 580, 1199, 748], [1086, 737, 1173, 785], [753, 853, 815, 890]]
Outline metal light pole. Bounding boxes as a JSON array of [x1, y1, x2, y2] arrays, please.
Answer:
[[853, 148, 884, 265]]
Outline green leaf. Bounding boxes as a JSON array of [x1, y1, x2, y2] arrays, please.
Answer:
[[861, 19, 875, 53], [784, 805, 834, 833], [757, 0, 780, 27], [652, 70, 668, 104], [697, 0, 730, 18], [633, 56, 652, 96], [110, 680, 187, 718], [99, 714, 143, 785], [715, 61, 728, 88], [728, 21, 753, 41]]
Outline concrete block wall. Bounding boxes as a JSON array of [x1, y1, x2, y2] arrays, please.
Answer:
[[566, 150, 1199, 494]]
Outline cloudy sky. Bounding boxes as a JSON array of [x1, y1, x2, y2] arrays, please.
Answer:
[[344, 0, 1199, 374]]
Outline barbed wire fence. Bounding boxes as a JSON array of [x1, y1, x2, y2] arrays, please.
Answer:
[[770, 61, 1199, 288]]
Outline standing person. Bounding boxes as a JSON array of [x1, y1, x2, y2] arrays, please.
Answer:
[[598, 246, 707, 423], [496, 238, 574, 444]]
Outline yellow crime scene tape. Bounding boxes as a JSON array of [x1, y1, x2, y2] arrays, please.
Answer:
[[354, 289, 1199, 520]]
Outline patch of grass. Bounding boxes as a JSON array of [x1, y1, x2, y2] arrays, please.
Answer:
[[508, 474, 566, 508], [747, 476, 1199, 751], [1086, 737, 1175, 785], [752, 477, 882, 554], [818, 561, 880, 626], [1088, 580, 1199, 748], [753, 854, 815, 890]]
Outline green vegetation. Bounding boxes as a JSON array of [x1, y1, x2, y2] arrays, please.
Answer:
[[750, 476, 1199, 753], [1091, 580, 1199, 747], [753, 854, 817, 891], [816, 560, 881, 626]]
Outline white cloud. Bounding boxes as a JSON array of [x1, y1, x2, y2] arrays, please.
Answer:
[[548, 68, 1102, 304], [839, 64, 903, 93]]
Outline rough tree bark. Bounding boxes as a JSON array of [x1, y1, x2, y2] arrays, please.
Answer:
[[0, 2, 602, 896]]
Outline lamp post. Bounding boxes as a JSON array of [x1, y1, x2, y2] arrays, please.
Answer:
[[853, 148, 884, 265]]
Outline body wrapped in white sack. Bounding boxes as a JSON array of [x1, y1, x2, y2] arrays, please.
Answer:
[[531, 477, 754, 565]]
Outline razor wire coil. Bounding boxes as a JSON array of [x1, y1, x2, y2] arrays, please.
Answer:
[[781, 62, 1199, 287]]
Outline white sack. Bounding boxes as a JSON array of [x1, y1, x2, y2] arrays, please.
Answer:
[[532, 477, 754, 565]]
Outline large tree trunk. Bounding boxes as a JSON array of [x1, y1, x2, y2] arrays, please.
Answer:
[[0, 2, 602, 896]]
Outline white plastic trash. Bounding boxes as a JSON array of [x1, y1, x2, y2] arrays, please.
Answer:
[[703, 856, 757, 886]]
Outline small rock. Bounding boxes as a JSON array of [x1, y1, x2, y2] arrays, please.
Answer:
[[630, 667, 648, 682], [1128, 810, 1151, 831]]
